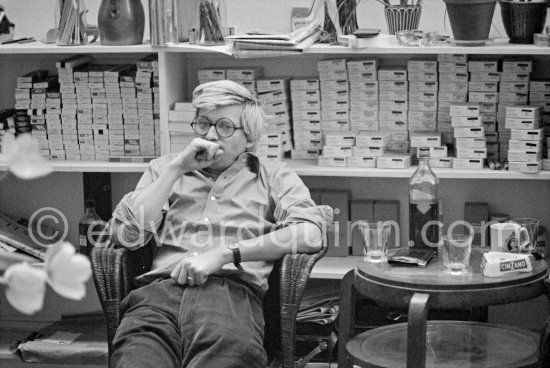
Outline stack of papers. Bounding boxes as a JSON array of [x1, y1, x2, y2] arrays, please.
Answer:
[[297, 290, 339, 325], [227, 21, 323, 58]]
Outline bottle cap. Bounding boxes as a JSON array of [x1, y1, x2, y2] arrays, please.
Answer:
[[85, 199, 96, 208]]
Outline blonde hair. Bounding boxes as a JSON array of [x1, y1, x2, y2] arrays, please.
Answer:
[[192, 80, 266, 146]]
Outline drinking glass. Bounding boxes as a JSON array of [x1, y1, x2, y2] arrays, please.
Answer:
[[510, 218, 539, 254], [441, 233, 472, 274], [360, 222, 391, 263]]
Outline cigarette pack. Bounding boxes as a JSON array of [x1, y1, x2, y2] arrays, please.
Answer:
[[451, 116, 482, 127], [378, 68, 407, 81], [347, 59, 378, 72], [324, 132, 356, 146], [291, 90, 320, 102], [352, 146, 385, 157], [323, 100, 350, 111], [291, 149, 320, 160], [505, 118, 541, 130], [317, 59, 347, 72], [256, 78, 288, 93], [500, 73, 530, 82], [290, 78, 319, 91], [379, 81, 408, 92], [407, 60, 437, 73], [318, 156, 347, 167], [347, 156, 376, 168], [321, 120, 350, 131], [453, 158, 484, 169], [454, 127, 485, 138], [454, 137, 487, 149], [508, 160, 543, 173], [409, 81, 438, 93], [349, 90, 378, 101], [468, 60, 499, 73], [542, 159, 550, 171], [349, 81, 378, 92], [509, 139, 544, 151], [321, 110, 349, 121], [293, 100, 321, 111], [455, 147, 487, 159], [319, 70, 348, 80], [355, 131, 392, 147], [376, 154, 412, 169], [408, 71, 438, 82], [226, 67, 263, 81], [320, 79, 349, 91], [469, 81, 499, 92], [408, 120, 437, 132], [347, 71, 377, 81], [507, 150, 542, 162], [410, 132, 441, 147], [438, 62, 467, 74], [430, 157, 453, 168], [378, 120, 408, 131]]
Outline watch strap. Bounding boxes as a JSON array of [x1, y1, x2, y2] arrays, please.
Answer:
[[229, 243, 243, 270]]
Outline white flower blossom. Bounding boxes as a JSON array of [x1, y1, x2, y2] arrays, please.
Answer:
[[0, 242, 91, 314], [1, 262, 47, 315], [45, 242, 91, 300], [0, 133, 52, 180]]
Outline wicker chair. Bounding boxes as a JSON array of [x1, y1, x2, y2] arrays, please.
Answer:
[[91, 237, 327, 368]]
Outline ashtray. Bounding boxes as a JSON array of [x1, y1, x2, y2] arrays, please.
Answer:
[[396, 30, 448, 46]]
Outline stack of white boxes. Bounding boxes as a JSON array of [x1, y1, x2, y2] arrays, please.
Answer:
[[450, 103, 485, 169], [529, 79, 550, 170], [408, 60, 438, 133], [497, 59, 531, 164], [256, 78, 289, 160], [56, 55, 93, 161], [168, 102, 195, 153], [351, 131, 389, 168], [437, 54, 468, 148], [347, 59, 378, 132], [290, 77, 322, 160], [134, 55, 159, 158], [29, 77, 53, 158], [377, 66, 413, 168], [104, 64, 132, 160], [317, 59, 350, 167], [0, 110, 15, 153], [506, 105, 543, 173]]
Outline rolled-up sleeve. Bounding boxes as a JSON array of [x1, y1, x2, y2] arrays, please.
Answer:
[[110, 163, 167, 249], [270, 164, 333, 234]]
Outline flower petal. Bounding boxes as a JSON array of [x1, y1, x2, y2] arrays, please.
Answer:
[[46, 243, 91, 300], [4, 134, 52, 180], [4, 263, 47, 315]]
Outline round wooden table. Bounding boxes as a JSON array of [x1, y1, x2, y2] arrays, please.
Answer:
[[338, 249, 549, 368]]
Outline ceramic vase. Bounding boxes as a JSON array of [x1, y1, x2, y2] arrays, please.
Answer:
[[98, 0, 145, 45]]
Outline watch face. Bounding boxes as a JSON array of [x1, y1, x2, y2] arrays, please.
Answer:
[[228, 243, 239, 250]]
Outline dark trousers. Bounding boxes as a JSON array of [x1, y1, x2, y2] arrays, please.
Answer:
[[111, 276, 267, 368]]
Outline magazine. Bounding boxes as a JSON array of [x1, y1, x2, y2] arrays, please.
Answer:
[[0, 212, 61, 260]]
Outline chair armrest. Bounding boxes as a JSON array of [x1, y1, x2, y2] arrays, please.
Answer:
[[279, 245, 327, 368], [91, 242, 153, 353]]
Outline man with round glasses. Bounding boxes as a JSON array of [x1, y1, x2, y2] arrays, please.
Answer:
[[108, 79, 332, 368]]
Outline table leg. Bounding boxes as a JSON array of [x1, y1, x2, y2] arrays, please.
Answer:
[[338, 270, 356, 368], [407, 293, 430, 368]]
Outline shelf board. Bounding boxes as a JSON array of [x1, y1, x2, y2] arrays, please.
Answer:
[[0, 42, 155, 54], [286, 159, 550, 180], [2, 37, 550, 56], [306, 36, 550, 55], [0, 161, 148, 173], [1, 159, 549, 178]]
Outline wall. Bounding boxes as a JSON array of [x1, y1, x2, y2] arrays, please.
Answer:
[[2, 0, 515, 42]]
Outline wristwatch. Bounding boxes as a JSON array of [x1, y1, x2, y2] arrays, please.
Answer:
[[227, 242, 243, 270]]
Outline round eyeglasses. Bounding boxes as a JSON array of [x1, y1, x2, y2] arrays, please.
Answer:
[[190, 116, 244, 138]]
